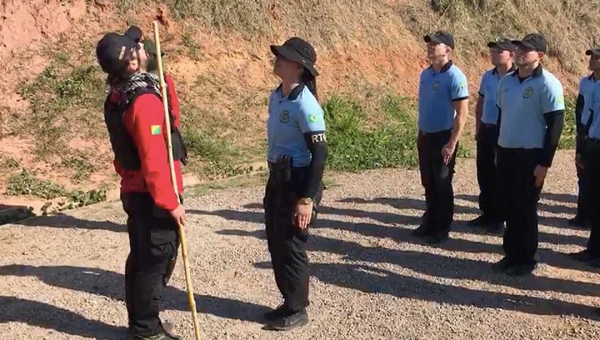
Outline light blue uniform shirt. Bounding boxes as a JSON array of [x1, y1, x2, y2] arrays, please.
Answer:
[[418, 61, 469, 133], [587, 81, 600, 139], [478, 66, 516, 125], [579, 74, 597, 125], [497, 66, 565, 149], [267, 84, 326, 167]]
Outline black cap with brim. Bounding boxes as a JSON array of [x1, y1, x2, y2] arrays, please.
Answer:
[[586, 49, 600, 56], [511, 33, 548, 53], [96, 26, 142, 75], [424, 31, 455, 49], [270, 41, 319, 77], [124, 26, 142, 43], [487, 39, 516, 51]]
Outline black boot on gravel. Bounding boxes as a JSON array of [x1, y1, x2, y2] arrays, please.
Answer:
[[492, 257, 513, 273], [267, 309, 309, 331], [264, 304, 289, 322], [127, 323, 181, 340]]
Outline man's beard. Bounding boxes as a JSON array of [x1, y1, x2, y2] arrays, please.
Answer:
[[147, 58, 159, 73]]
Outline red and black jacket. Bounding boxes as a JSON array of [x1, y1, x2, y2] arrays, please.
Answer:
[[103, 74, 186, 211]]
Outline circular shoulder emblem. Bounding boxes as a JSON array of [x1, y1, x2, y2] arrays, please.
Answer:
[[523, 87, 534, 98], [279, 110, 290, 123], [432, 81, 441, 91]]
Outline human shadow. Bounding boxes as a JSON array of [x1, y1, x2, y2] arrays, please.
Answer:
[[0, 295, 125, 339], [455, 193, 577, 216], [337, 196, 480, 216], [14, 213, 126, 233], [198, 205, 591, 272], [0, 264, 270, 324], [216, 224, 600, 299], [253, 261, 598, 318]]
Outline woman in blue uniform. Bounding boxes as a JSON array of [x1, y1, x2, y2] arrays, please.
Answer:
[[262, 37, 328, 331]]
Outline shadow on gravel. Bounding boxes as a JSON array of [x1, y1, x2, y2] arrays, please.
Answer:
[[14, 213, 126, 233], [338, 196, 480, 216], [455, 194, 577, 217], [0, 295, 125, 339], [253, 261, 599, 319], [0, 265, 270, 325], [203, 205, 589, 272], [217, 223, 600, 302]]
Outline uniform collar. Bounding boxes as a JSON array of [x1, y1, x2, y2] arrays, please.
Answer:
[[588, 73, 599, 82], [511, 63, 543, 79], [429, 60, 453, 73], [276, 83, 305, 101], [492, 63, 517, 75]]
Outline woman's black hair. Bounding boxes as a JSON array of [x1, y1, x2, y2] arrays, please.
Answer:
[[301, 68, 318, 101]]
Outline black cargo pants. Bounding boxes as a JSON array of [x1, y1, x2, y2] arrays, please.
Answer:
[[264, 161, 323, 313], [417, 129, 458, 234], [121, 192, 180, 337], [575, 126, 588, 220], [496, 147, 542, 266], [584, 138, 600, 257], [476, 123, 502, 222]]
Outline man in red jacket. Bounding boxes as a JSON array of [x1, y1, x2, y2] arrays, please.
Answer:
[[96, 26, 186, 340]]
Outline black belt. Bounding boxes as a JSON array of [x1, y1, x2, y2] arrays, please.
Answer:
[[480, 123, 497, 129], [419, 129, 451, 137]]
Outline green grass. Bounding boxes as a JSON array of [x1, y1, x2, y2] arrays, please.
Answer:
[[6, 171, 107, 212], [18, 55, 106, 161], [558, 97, 577, 149], [323, 94, 421, 172]]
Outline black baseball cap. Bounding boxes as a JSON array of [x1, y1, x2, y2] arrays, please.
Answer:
[[270, 37, 319, 77], [511, 33, 548, 53], [96, 26, 142, 75], [487, 38, 516, 51], [424, 31, 455, 49], [585, 48, 600, 56]]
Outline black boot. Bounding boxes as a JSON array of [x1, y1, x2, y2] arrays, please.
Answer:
[[263, 304, 289, 322], [267, 309, 309, 331]]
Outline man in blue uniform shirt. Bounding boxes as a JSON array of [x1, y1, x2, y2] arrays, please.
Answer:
[[494, 33, 565, 276], [414, 30, 469, 244], [575, 78, 600, 269], [469, 38, 516, 234], [568, 48, 600, 229]]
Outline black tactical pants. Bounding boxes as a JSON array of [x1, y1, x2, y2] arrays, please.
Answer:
[[121, 192, 180, 337], [584, 139, 600, 257], [476, 123, 502, 222], [575, 128, 588, 220], [496, 147, 542, 265], [264, 163, 323, 313], [417, 129, 458, 234]]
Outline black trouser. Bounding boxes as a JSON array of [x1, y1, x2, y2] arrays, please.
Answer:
[[497, 147, 542, 265], [584, 138, 600, 257], [476, 123, 501, 222], [264, 163, 323, 313], [417, 129, 458, 234], [121, 192, 180, 336], [575, 128, 587, 219]]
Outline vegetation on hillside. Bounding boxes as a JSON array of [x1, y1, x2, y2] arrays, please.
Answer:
[[0, 0, 587, 209]]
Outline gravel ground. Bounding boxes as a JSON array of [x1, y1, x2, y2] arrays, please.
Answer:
[[1, 150, 600, 340]]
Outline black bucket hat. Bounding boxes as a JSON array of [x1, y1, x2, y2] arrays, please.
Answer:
[[270, 37, 319, 77], [96, 26, 142, 75]]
